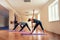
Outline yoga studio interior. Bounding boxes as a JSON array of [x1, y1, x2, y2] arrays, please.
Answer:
[[0, 0, 60, 40]]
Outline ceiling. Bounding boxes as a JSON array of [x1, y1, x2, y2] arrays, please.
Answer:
[[0, 0, 49, 15]]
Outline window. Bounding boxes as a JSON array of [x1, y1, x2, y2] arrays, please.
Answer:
[[48, 0, 59, 22]]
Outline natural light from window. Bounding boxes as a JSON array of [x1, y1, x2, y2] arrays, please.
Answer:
[[48, 0, 59, 22]]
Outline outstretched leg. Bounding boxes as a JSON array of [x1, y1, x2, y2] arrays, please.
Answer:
[[31, 24, 38, 33], [20, 25, 25, 31], [13, 23, 19, 30], [39, 22, 44, 31], [26, 23, 31, 31]]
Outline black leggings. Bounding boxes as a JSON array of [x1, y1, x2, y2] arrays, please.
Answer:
[[13, 23, 19, 30], [33, 22, 44, 31], [13, 23, 31, 31], [20, 23, 31, 31]]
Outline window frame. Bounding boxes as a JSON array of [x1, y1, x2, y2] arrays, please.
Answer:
[[48, 0, 59, 22]]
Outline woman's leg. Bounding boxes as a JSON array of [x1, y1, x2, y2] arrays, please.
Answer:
[[39, 22, 44, 31], [13, 23, 18, 30], [26, 23, 31, 31]]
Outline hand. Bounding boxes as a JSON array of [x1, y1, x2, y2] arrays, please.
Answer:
[[30, 32, 33, 34], [30, 30, 34, 34]]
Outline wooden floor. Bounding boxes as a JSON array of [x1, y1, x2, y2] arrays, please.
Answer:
[[0, 30, 60, 40]]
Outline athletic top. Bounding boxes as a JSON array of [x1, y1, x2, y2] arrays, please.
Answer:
[[33, 19, 42, 24], [19, 22, 27, 25]]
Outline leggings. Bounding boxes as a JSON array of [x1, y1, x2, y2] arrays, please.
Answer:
[[20, 23, 31, 31], [33, 22, 44, 31]]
